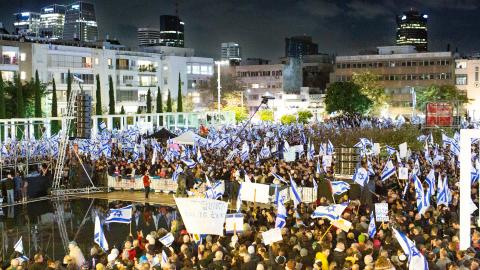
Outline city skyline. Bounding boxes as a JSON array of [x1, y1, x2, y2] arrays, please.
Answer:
[[0, 0, 479, 60]]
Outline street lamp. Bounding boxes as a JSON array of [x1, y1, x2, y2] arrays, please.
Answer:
[[214, 60, 229, 114]]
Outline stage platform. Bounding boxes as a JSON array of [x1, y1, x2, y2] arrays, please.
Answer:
[[75, 191, 178, 206]]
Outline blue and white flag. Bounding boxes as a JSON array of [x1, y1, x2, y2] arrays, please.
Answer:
[[442, 134, 459, 156], [236, 184, 243, 213], [381, 160, 395, 182], [241, 142, 250, 162], [367, 159, 375, 176], [311, 203, 348, 220], [161, 250, 168, 267], [256, 155, 261, 167], [260, 143, 271, 159], [14, 237, 23, 253], [353, 167, 369, 186], [437, 176, 451, 207], [105, 205, 133, 224], [386, 145, 396, 156], [471, 162, 479, 184], [99, 121, 107, 131], [159, 233, 175, 247], [316, 158, 321, 174], [368, 212, 376, 239], [94, 215, 109, 251], [205, 177, 223, 200], [275, 196, 287, 229], [425, 169, 435, 196], [181, 158, 197, 169], [271, 172, 289, 184], [331, 181, 350, 195], [326, 140, 334, 155], [289, 175, 302, 208], [172, 164, 183, 182], [197, 149, 204, 164], [393, 228, 429, 270], [413, 175, 429, 215]]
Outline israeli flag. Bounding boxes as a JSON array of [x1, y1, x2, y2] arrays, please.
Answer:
[[132, 144, 140, 161], [161, 250, 168, 267], [289, 175, 302, 208], [425, 169, 435, 196], [437, 176, 451, 207], [181, 158, 197, 169], [393, 228, 429, 270], [316, 158, 321, 174], [205, 178, 223, 200], [326, 140, 334, 155], [368, 212, 376, 239], [94, 215, 109, 251], [271, 172, 289, 184], [105, 205, 133, 224], [99, 121, 107, 131], [386, 145, 396, 156], [311, 203, 348, 221], [313, 179, 318, 192], [14, 237, 23, 253], [353, 167, 369, 186], [236, 184, 243, 213], [471, 162, 479, 184], [172, 164, 183, 182], [331, 181, 350, 195], [381, 160, 395, 182], [307, 142, 314, 161], [275, 196, 287, 229], [367, 159, 375, 176], [260, 143, 271, 158], [256, 155, 260, 167], [159, 233, 175, 247], [413, 174, 429, 215], [413, 159, 420, 175], [197, 149, 204, 164]]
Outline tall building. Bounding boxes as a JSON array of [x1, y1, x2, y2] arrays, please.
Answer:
[[13, 12, 41, 36], [137, 28, 161, 47], [285, 36, 318, 58], [221, 42, 241, 65], [63, 1, 98, 42], [159, 15, 184, 47], [39, 4, 66, 40], [455, 59, 480, 121], [396, 9, 428, 52], [0, 22, 8, 34]]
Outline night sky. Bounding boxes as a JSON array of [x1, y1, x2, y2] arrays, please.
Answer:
[[0, 0, 479, 61]]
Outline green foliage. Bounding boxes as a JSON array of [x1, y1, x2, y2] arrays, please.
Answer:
[[297, 110, 313, 124], [259, 109, 274, 122], [207, 72, 241, 100], [166, 89, 173, 112], [280, 114, 297, 125], [177, 73, 183, 112], [416, 84, 469, 111], [223, 106, 248, 123], [325, 82, 373, 115], [66, 70, 72, 101], [156, 87, 163, 113], [146, 88, 152, 113], [108, 75, 115, 114], [352, 72, 387, 113], [34, 70, 42, 138], [95, 74, 102, 115], [120, 105, 125, 114], [137, 106, 143, 114], [0, 72, 5, 119], [51, 78, 60, 135]]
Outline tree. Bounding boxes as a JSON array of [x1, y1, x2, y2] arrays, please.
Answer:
[[120, 106, 125, 114], [352, 72, 387, 113], [16, 75, 25, 139], [95, 74, 102, 115], [34, 70, 42, 138], [108, 75, 115, 114], [0, 72, 5, 140], [66, 70, 72, 102], [51, 78, 60, 135], [223, 106, 248, 123], [177, 73, 183, 112], [156, 87, 163, 113], [280, 114, 297, 125], [259, 109, 274, 122], [137, 107, 143, 114], [166, 89, 173, 112], [146, 88, 152, 113], [325, 82, 372, 115], [297, 110, 313, 124], [416, 85, 469, 111]]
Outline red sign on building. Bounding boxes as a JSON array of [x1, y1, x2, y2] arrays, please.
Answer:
[[425, 102, 453, 127]]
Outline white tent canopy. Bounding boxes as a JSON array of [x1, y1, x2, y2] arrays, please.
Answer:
[[171, 131, 206, 145]]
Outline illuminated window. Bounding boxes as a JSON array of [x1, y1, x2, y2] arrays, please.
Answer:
[[20, 53, 26, 61], [20, 71, 26, 80]]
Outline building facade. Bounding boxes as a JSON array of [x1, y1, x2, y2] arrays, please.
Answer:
[[332, 46, 454, 116], [137, 28, 161, 47], [159, 15, 184, 48], [285, 36, 318, 58], [13, 12, 41, 36], [39, 4, 66, 40], [63, 1, 98, 42], [221, 42, 241, 65], [396, 9, 428, 52], [455, 59, 480, 121]]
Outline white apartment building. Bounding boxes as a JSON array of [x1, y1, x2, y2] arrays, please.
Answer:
[[455, 59, 480, 121], [0, 39, 214, 115]]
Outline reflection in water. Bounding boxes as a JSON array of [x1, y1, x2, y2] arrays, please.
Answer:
[[0, 198, 177, 262]]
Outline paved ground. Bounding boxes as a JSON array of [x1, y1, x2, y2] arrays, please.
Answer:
[[76, 191, 178, 206]]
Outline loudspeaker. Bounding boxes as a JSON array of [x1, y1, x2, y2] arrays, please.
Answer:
[[75, 93, 92, 139]]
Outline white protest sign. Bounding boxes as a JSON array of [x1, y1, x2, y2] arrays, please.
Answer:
[[398, 167, 408, 180], [331, 218, 352, 232], [174, 197, 228, 235], [284, 150, 296, 162], [262, 228, 283, 245], [291, 145, 305, 153], [398, 142, 408, 159], [373, 143, 381, 155], [374, 203, 389, 222], [323, 155, 332, 167], [225, 213, 244, 234], [241, 182, 270, 204]]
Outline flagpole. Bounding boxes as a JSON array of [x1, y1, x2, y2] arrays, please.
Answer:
[[320, 224, 333, 242]]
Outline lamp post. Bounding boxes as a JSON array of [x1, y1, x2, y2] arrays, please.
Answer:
[[215, 60, 229, 114]]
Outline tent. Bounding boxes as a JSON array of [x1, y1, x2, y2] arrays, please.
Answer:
[[172, 131, 206, 145], [146, 128, 177, 142]]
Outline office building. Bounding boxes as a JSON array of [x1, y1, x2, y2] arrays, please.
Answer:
[[331, 45, 454, 116], [39, 4, 66, 39], [13, 12, 41, 36], [221, 42, 241, 65], [138, 28, 161, 47], [0, 23, 8, 34], [455, 59, 480, 121], [63, 1, 98, 42], [285, 36, 318, 58], [159, 15, 184, 47], [396, 9, 428, 52]]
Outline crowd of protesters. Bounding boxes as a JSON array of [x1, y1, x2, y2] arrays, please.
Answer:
[[1, 115, 480, 270]]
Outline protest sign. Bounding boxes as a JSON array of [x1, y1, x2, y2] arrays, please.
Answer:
[[374, 203, 389, 222], [174, 197, 228, 235], [262, 228, 283, 245], [225, 213, 244, 234], [398, 167, 408, 180], [399, 142, 408, 159], [373, 143, 381, 155], [291, 145, 304, 153], [323, 155, 332, 167], [284, 150, 296, 162], [241, 182, 270, 204], [331, 218, 352, 232]]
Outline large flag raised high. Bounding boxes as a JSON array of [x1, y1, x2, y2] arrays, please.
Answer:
[[311, 202, 348, 220], [94, 214, 109, 251], [393, 228, 429, 270], [105, 205, 133, 224], [331, 181, 350, 195], [381, 160, 395, 181], [413, 174, 429, 215]]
